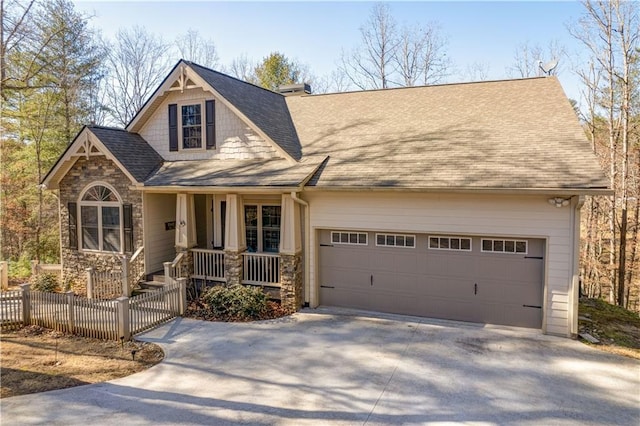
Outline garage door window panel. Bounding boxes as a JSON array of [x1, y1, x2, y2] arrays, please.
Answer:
[[331, 231, 367, 245], [481, 238, 528, 254], [376, 233, 416, 248], [428, 236, 472, 251]]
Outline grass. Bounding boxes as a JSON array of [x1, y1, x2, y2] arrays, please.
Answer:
[[578, 297, 640, 359], [0, 325, 164, 398]]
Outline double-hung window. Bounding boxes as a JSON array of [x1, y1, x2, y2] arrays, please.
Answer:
[[245, 205, 281, 253], [168, 100, 215, 152], [181, 104, 202, 149], [79, 184, 121, 252]]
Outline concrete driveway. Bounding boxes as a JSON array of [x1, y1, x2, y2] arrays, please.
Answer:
[[1, 308, 639, 425]]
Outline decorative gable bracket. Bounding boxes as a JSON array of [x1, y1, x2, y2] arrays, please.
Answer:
[[169, 65, 200, 93]]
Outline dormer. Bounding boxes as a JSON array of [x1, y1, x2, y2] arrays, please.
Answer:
[[126, 60, 301, 163]]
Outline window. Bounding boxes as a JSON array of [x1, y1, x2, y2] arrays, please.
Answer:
[[376, 233, 415, 248], [245, 205, 281, 253], [168, 100, 215, 152], [428, 236, 472, 251], [79, 184, 122, 252], [181, 104, 202, 149], [481, 238, 527, 254], [331, 231, 368, 245]]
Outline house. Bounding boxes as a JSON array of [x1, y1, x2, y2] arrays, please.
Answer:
[[42, 60, 609, 337]]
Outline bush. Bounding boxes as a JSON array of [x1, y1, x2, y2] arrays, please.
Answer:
[[30, 273, 60, 292], [202, 285, 268, 320], [9, 256, 32, 279]]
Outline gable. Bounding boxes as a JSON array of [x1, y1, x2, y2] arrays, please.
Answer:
[[42, 126, 162, 190], [138, 88, 281, 162], [127, 60, 299, 162]]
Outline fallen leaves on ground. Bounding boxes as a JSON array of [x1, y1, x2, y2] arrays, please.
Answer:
[[0, 325, 164, 398]]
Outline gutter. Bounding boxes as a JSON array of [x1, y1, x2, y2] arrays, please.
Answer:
[[569, 195, 585, 338], [300, 186, 613, 196], [291, 191, 310, 307]]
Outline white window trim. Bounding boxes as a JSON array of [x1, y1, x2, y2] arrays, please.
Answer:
[[245, 203, 281, 253], [331, 231, 368, 246], [428, 235, 473, 251], [78, 182, 123, 254], [375, 233, 416, 248], [178, 100, 207, 152], [481, 238, 528, 255]]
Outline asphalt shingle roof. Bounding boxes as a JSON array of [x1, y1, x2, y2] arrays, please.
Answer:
[[186, 61, 302, 161], [285, 76, 609, 190], [88, 126, 163, 182], [144, 157, 325, 188]]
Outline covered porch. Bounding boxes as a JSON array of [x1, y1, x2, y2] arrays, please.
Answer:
[[144, 191, 304, 310]]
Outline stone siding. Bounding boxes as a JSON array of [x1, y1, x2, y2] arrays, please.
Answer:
[[59, 155, 143, 295], [224, 250, 243, 286], [280, 252, 303, 312]]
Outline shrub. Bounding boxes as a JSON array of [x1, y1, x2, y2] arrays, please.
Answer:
[[30, 273, 60, 292], [9, 256, 32, 279], [202, 285, 268, 320]]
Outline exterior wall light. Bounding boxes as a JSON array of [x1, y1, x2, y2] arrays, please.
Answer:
[[548, 197, 571, 208]]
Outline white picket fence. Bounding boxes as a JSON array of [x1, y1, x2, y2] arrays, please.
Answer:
[[0, 279, 187, 340]]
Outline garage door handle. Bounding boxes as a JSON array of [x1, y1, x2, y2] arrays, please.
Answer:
[[320, 244, 334, 247], [320, 285, 335, 289], [370, 275, 373, 286], [474, 283, 477, 295], [523, 304, 542, 309]]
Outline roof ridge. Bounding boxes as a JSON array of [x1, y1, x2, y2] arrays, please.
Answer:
[[87, 124, 129, 132], [297, 76, 554, 98], [184, 60, 285, 98]]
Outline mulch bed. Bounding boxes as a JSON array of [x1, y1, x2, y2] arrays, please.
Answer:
[[185, 300, 292, 322]]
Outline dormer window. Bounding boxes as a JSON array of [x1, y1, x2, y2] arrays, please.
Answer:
[[169, 100, 216, 152], [181, 104, 202, 149]]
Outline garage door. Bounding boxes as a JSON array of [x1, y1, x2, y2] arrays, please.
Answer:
[[319, 230, 544, 328]]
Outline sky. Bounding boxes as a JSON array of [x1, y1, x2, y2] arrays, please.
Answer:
[[73, 1, 590, 102]]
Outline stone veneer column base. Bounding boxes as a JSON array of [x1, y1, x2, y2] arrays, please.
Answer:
[[280, 252, 303, 312], [224, 250, 243, 286]]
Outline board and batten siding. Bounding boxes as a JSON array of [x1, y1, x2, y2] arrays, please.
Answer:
[[143, 193, 177, 274], [305, 192, 578, 336], [138, 88, 279, 161]]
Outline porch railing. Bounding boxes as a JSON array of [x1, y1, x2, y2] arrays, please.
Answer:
[[164, 252, 185, 286], [192, 249, 225, 282], [242, 252, 280, 286]]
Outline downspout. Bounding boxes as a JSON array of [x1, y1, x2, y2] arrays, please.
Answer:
[[569, 195, 585, 338], [291, 192, 310, 306]]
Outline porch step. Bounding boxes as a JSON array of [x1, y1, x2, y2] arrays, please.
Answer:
[[138, 280, 166, 290]]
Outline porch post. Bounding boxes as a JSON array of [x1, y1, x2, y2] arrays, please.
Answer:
[[279, 194, 303, 312], [175, 193, 197, 249], [223, 194, 245, 286]]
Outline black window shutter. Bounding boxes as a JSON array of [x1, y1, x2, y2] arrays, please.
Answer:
[[123, 204, 134, 253], [68, 202, 78, 250], [205, 100, 216, 150], [168, 104, 178, 152]]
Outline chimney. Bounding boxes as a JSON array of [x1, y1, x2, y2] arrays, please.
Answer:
[[277, 83, 311, 96]]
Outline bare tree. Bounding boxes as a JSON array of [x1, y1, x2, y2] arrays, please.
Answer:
[[226, 53, 255, 82], [507, 40, 566, 78], [340, 3, 399, 89], [175, 29, 219, 69], [571, 0, 640, 308], [340, 3, 449, 90], [461, 61, 491, 82], [103, 26, 170, 127], [0, 0, 65, 98], [395, 22, 449, 86]]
